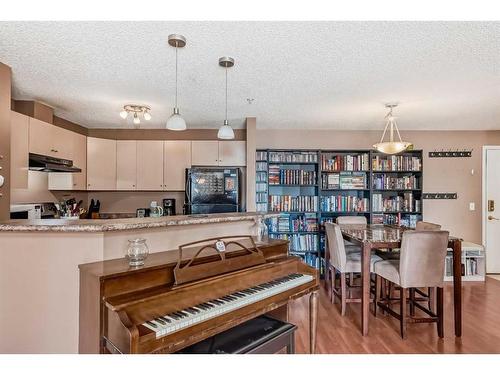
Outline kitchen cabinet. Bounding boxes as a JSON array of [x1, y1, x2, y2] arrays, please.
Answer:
[[29, 118, 74, 160], [218, 141, 246, 166], [191, 141, 219, 166], [10, 111, 29, 189], [116, 140, 137, 190], [191, 140, 246, 167], [87, 137, 116, 190], [164, 141, 191, 191], [137, 140, 164, 191], [48, 132, 87, 190]]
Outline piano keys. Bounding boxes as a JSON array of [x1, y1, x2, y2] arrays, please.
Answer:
[[79, 236, 319, 354]]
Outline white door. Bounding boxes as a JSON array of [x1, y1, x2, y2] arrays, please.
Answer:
[[485, 147, 500, 273]]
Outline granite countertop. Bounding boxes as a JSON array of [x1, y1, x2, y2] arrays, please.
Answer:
[[0, 212, 278, 233]]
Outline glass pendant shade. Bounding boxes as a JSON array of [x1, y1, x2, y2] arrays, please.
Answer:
[[373, 105, 412, 155], [166, 108, 187, 131], [119, 110, 128, 119], [217, 120, 235, 140], [143, 111, 152, 121]]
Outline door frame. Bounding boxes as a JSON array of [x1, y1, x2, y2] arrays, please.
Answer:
[[482, 146, 500, 272]]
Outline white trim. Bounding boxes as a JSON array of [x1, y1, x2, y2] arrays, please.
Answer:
[[482, 146, 500, 273]]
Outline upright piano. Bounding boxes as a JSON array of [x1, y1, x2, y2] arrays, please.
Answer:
[[78, 236, 320, 354]]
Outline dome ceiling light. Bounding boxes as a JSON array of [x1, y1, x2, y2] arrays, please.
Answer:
[[373, 103, 412, 155], [217, 56, 235, 140]]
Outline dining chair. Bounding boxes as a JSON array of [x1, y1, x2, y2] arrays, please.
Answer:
[[334, 216, 367, 285], [373, 230, 449, 339], [325, 222, 382, 316]]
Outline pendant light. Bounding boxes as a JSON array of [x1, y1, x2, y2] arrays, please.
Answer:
[[218, 56, 235, 140], [166, 34, 187, 131], [373, 103, 412, 154]]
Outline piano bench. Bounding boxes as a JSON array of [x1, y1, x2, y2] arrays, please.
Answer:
[[177, 315, 297, 354]]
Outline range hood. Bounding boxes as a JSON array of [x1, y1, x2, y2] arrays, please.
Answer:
[[29, 153, 82, 173]]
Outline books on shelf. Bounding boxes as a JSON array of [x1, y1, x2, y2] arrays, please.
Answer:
[[372, 154, 421, 171], [256, 203, 267, 212], [372, 213, 419, 228], [321, 153, 369, 171], [256, 192, 267, 203], [269, 195, 318, 212], [372, 192, 421, 213], [372, 174, 420, 190], [269, 233, 318, 252], [256, 171, 267, 183], [320, 195, 369, 212], [269, 151, 318, 163], [294, 253, 323, 272], [256, 150, 268, 161], [256, 182, 267, 192], [256, 161, 268, 171], [445, 255, 479, 277], [269, 168, 317, 185], [268, 213, 318, 232], [321, 172, 367, 189]]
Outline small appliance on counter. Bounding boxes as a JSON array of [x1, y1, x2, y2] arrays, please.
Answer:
[[185, 167, 241, 214], [162, 198, 176, 216], [149, 201, 164, 218], [10, 203, 58, 219]]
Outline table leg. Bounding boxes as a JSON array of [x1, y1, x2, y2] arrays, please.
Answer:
[[452, 239, 462, 337], [309, 290, 318, 354], [361, 242, 371, 336]]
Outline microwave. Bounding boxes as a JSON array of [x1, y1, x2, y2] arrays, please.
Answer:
[[10, 203, 57, 220]]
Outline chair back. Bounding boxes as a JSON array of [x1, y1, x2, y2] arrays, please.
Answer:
[[336, 216, 367, 225], [415, 221, 441, 231], [399, 230, 449, 288], [325, 222, 347, 271]]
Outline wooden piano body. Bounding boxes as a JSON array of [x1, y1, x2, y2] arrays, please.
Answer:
[[78, 237, 319, 354]]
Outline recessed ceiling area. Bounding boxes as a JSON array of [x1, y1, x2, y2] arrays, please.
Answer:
[[0, 21, 499, 130]]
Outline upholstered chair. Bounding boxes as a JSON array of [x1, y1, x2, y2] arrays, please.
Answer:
[[374, 230, 449, 339], [325, 222, 382, 316]]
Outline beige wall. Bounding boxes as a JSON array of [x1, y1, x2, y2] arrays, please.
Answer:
[[256, 129, 500, 243], [0, 63, 11, 220]]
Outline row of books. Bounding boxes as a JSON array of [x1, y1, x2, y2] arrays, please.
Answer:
[[256, 192, 267, 203], [372, 213, 420, 228], [269, 233, 319, 252], [445, 256, 479, 276], [269, 151, 318, 163], [320, 196, 369, 213], [269, 195, 318, 212], [269, 167, 317, 185], [256, 151, 267, 161], [372, 193, 421, 213], [256, 203, 267, 212], [256, 182, 267, 192], [256, 171, 267, 183], [321, 172, 367, 189], [372, 174, 420, 190], [268, 213, 318, 232], [321, 153, 370, 171], [296, 253, 324, 272], [372, 155, 422, 171], [256, 161, 268, 171]]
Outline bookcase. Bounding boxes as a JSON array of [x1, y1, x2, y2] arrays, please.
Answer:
[[444, 242, 485, 282], [255, 148, 424, 276]]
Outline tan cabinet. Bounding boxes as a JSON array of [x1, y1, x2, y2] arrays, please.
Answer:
[[48, 132, 87, 190], [87, 137, 116, 190], [191, 141, 220, 166], [29, 118, 73, 160], [116, 140, 137, 190], [218, 141, 246, 166], [164, 141, 191, 191], [10, 111, 29, 189], [137, 140, 164, 191]]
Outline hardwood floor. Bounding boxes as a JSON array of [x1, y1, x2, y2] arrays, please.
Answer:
[[288, 278, 500, 353]]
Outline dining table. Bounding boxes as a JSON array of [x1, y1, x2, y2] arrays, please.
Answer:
[[335, 224, 462, 337]]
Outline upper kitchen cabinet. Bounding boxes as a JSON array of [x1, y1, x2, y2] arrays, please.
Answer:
[[48, 132, 87, 190], [137, 140, 164, 191], [218, 141, 246, 166], [10, 111, 29, 189], [87, 137, 116, 190], [29, 118, 73, 160], [191, 140, 219, 166], [164, 140, 191, 191], [116, 140, 137, 190]]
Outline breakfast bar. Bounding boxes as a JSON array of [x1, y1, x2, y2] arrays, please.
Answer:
[[0, 212, 277, 353]]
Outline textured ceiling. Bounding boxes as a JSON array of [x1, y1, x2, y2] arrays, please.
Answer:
[[0, 21, 499, 130]]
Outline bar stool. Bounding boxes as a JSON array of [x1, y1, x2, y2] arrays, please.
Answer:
[[335, 216, 367, 285], [374, 230, 449, 339], [325, 222, 382, 316]]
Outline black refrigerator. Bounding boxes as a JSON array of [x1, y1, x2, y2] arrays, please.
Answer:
[[184, 167, 241, 214]]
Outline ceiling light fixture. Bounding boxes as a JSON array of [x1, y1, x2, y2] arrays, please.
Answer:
[[373, 103, 412, 154], [218, 56, 235, 140], [166, 34, 187, 131], [119, 104, 152, 128]]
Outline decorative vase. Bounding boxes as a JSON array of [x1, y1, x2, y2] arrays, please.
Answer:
[[126, 238, 149, 267]]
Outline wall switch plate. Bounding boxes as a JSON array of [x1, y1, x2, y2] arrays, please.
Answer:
[[469, 202, 475, 211]]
